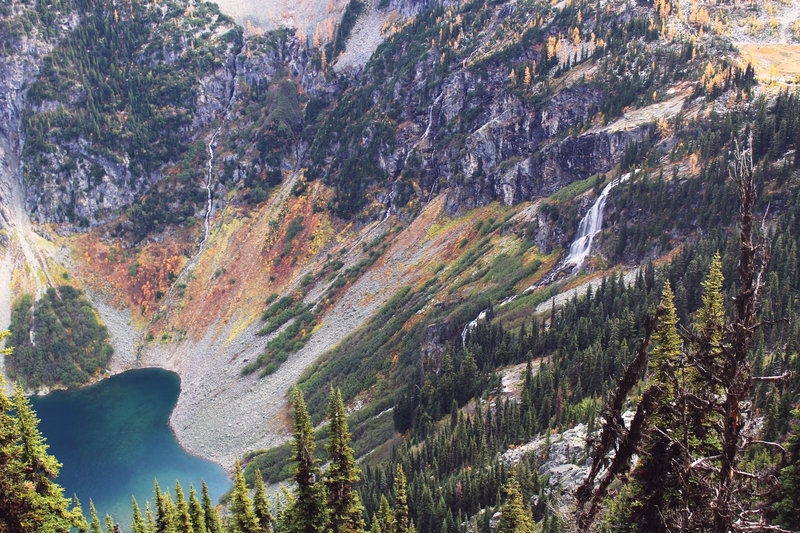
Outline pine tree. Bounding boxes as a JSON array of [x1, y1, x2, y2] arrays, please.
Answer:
[[610, 283, 683, 532], [0, 365, 84, 533], [229, 458, 260, 533], [392, 465, 409, 533], [696, 252, 725, 345], [324, 387, 365, 533], [75, 496, 90, 533], [174, 481, 194, 533], [132, 496, 147, 533], [154, 480, 174, 533], [377, 495, 394, 533], [201, 480, 223, 533], [90, 501, 103, 533], [287, 387, 327, 533], [774, 408, 800, 529], [188, 485, 207, 533], [496, 475, 533, 533], [252, 470, 273, 532], [369, 515, 381, 533], [146, 501, 158, 533]]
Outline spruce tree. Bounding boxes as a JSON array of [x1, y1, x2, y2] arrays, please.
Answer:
[[392, 465, 409, 533], [201, 480, 223, 533], [229, 458, 260, 533], [496, 476, 533, 533], [132, 496, 147, 533], [174, 481, 194, 533], [252, 470, 273, 533], [90, 501, 103, 533], [188, 485, 207, 533], [774, 408, 800, 529], [154, 480, 174, 533], [146, 501, 158, 533], [287, 387, 327, 533], [75, 496, 90, 533], [377, 495, 394, 533], [611, 283, 683, 532], [0, 374, 84, 532], [324, 387, 365, 533]]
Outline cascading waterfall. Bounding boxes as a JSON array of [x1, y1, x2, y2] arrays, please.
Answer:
[[461, 171, 636, 346], [565, 171, 634, 270], [564, 181, 615, 269]]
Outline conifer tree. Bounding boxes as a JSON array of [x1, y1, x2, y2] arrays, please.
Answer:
[[774, 408, 800, 529], [188, 485, 207, 533], [229, 458, 260, 533], [0, 370, 84, 532], [287, 387, 327, 533], [146, 501, 158, 533], [201, 480, 223, 533], [324, 387, 365, 533], [369, 515, 381, 533], [154, 481, 174, 533], [132, 496, 147, 533], [90, 501, 103, 533], [75, 496, 90, 533], [174, 481, 194, 533], [252, 470, 273, 533], [377, 495, 394, 533], [496, 475, 533, 533], [392, 465, 409, 533], [612, 283, 683, 532]]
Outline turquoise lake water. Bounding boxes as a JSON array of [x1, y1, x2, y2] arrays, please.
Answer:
[[31, 368, 231, 528]]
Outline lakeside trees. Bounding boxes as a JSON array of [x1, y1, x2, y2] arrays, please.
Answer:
[[0, 330, 88, 532], [5, 286, 113, 389]]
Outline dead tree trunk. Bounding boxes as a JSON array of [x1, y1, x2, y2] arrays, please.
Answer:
[[712, 137, 767, 533]]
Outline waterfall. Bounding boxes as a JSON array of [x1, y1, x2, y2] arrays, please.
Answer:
[[461, 309, 488, 347], [565, 171, 635, 270]]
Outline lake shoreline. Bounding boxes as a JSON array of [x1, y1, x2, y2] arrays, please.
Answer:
[[31, 368, 232, 526]]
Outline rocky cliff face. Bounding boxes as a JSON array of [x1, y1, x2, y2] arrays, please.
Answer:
[[18, 1, 242, 226]]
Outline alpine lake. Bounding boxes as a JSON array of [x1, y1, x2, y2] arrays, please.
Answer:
[[31, 368, 231, 528]]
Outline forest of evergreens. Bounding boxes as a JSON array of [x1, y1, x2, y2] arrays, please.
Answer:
[[5, 285, 113, 389]]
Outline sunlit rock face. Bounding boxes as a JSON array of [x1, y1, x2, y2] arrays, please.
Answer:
[[214, 0, 351, 37]]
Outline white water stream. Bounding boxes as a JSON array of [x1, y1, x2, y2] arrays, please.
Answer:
[[461, 171, 638, 346], [564, 171, 636, 269]]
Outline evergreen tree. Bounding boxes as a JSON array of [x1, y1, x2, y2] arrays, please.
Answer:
[[287, 387, 327, 533], [188, 485, 207, 533], [201, 480, 223, 533], [496, 475, 533, 533], [146, 501, 158, 533], [611, 283, 683, 532], [75, 496, 90, 533], [132, 496, 147, 533], [376, 495, 394, 533], [324, 387, 365, 533], [0, 345, 84, 533], [229, 458, 260, 533], [174, 481, 194, 533], [392, 465, 409, 533], [369, 515, 381, 533], [252, 470, 273, 533], [154, 480, 174, 533], [774, 408, 800, 529], [90, 501, 103, 533]]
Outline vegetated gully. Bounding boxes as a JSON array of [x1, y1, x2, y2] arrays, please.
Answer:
[[134, 40, 245, 360]]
